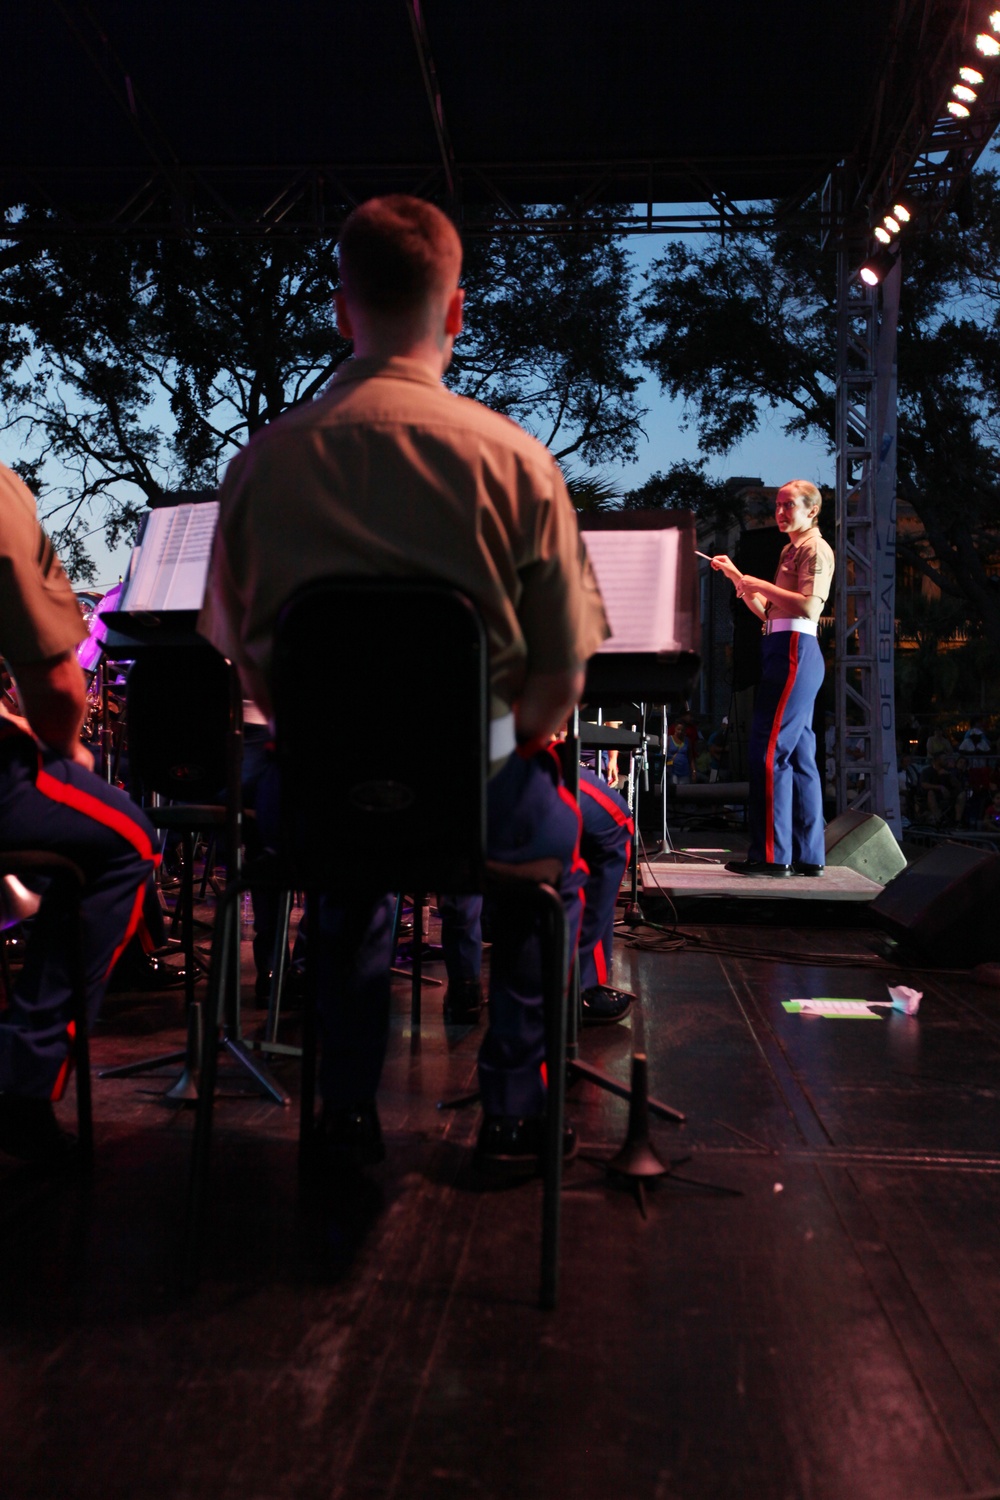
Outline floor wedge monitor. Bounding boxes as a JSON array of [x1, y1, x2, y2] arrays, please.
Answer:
[[823, 811, 907, 885], [871, 842, 1000, 965]]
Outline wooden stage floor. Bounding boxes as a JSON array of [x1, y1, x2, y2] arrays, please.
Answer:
[[4, 896, 1000, 1500]]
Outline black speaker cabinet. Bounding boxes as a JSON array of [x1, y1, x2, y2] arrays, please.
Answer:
[[824, 811, 907, 885], [871, 842, 1000, 964]]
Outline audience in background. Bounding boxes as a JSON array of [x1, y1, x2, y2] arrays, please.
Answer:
[[919, 754, 964, 828], [924, 724, 954, 758], [959, 716, 991, 754]]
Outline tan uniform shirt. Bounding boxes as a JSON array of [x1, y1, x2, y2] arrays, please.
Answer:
[[198, 356, 609, 741], [767, 526, 834, 619], [0, 464, 86, 664]]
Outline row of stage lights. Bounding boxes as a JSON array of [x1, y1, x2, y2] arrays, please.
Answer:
[[858, 11, 1000, 286]]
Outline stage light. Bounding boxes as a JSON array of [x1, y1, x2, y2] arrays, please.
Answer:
[[959, 67, 984, 84], [991, 10, 1000, 31], [858, 247, 899, 287], [975, 33, 1000, 55], [892, 204, 911, 223], [874, 226, 891, 244], [883, 215, 901, 234], [948, 100, 971, 117], [953, 84, 978, 102]]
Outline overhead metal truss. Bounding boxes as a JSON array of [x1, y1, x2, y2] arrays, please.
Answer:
[[853, 0, 1000, 233], [1, 161, 827, 244]]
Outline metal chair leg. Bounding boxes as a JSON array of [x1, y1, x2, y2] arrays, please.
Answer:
[[181, 882, 236, 1288], [411, 894, 424, 1029], [298, 888, 319, 1170], [69, 885, 94, 1168], [538, 884, 568, 1310], [261, 888, 294, 1051]]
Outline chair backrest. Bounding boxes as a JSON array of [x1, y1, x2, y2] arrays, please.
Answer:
[[272, 578, 488, 894], [126, 642, 235, 803]]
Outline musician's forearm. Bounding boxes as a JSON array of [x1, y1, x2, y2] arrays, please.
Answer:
[[737, 576, 819, 620]]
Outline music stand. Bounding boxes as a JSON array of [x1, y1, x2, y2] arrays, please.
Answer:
[[95, 500, 289, 1108]]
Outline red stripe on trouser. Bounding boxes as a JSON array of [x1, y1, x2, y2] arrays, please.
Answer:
[[49, 1019, 77, 1102], [579, 778, 635, 834], [103, 878, 150, 982], [764, 634, 799, 865], [35, 767, 158, 865], [539, 744, 590, 1091], [593, 941, 608, 986], [580, 779, 631, 989], [35, 768, 156, 1100]]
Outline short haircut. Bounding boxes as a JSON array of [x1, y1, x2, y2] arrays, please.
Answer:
[[338, 195, 462, 316], [783, 479, 823, 523]]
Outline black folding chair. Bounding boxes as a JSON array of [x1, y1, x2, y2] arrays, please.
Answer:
[[0, 851, 90, 1164], [184, 578, 569, 1307]]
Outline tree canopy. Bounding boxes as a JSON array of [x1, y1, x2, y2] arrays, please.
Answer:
[[0, 208, 646, 580]]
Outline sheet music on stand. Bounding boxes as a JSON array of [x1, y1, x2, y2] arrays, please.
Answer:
[[583, 527, 683, 654], [579, 511, 700, 701], [120, 501, 220, 614]]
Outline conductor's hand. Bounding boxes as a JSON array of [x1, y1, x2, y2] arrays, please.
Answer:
[[711, 554, 742, 586]]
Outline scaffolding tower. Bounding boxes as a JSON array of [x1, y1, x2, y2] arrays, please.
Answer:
[[833, 244, 902, 836]]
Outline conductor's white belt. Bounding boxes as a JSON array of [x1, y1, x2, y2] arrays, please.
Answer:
[[490, 712, 516, 762], [763, 618, 818, 637]]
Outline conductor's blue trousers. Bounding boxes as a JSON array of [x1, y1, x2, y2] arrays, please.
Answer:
[[748, 631, 826, 868]]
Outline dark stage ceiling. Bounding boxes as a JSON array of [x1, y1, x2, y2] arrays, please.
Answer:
[[1, 1, 987, 236]]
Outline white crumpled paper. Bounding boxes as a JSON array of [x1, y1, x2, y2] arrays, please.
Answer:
[[887, 984, 922, 1016]]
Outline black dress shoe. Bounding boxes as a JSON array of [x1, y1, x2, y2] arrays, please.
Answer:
[[0, 1095, 76, 1169], [443, 978, 484, 1026], [317, 1102, 385, 1168], [724, 860, 794, 878], [473, 1114, 577, 1178], [254, 970, 273, 1004], [581, 984, 633, 1026], [793, 862, 825, 876]]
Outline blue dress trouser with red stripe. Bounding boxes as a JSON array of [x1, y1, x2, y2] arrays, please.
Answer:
[[257, 745, 586, 1120], [748, 632, 827, 868], [576, 767, 632, 990], [476, 747, 586, 1118], [441, 763, 631, 1041], [0, 730, 158, 1099]]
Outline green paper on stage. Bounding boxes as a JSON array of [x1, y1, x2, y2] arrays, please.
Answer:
[[783, 999, 882, 1019]]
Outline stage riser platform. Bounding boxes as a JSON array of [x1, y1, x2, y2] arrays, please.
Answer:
[[640, 859, 884, 902]]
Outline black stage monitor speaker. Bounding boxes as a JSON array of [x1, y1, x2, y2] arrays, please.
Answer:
[[871, 842, 1000, 965], [824, 811, 907, 885]]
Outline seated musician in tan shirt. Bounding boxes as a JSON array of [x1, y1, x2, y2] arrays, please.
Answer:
[[199, 195, 609, 1178]]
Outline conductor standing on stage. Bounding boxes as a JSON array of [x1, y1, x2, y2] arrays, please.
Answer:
[[711, 480, 833, 877]]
